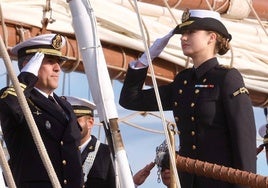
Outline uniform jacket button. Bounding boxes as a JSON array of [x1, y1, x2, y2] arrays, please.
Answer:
[[62, 160, 67, 165]]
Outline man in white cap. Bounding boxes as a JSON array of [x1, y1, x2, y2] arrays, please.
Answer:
[[0, 34, 83, 187], [64, 96, 116, 188]]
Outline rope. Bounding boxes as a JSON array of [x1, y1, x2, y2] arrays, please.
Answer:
[[246, 0, 268, 36], [0, 141, 16, 188], [0, 36, 61, 187], [161, 0, 179, 25], [176, 155, 268, 188], [132, 0, 181, 187]]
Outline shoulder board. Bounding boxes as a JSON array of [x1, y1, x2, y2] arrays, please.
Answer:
[[0, 83, 27, 98]]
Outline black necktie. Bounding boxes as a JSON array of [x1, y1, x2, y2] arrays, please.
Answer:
[[48, 95, 57, 104], [48, 95, 69, 120]]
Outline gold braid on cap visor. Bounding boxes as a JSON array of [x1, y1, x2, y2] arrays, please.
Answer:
[[25, 48, 62, 56], [74, 109, 93, 116], [179, 20, 194, 28]]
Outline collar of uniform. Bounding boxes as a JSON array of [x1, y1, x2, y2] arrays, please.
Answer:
[[34, 87, 54, 98], [194, 57, 219, 79], [80, 136, 92, 153]]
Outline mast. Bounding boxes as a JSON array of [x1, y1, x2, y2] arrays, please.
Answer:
[[68, 0, 135, 187]]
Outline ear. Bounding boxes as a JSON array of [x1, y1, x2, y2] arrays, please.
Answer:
[[208, 32, 217, 44]]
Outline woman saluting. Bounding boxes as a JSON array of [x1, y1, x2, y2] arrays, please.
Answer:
[[119, 9, 256, 188]]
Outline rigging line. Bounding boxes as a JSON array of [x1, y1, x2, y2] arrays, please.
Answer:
[[214, 0, 229, 12], [161, 0, 179, 25], [173, 0, 183, 9], [127, 0, 150, 45], [132, 1, 181, 187], [118, 111, 175, 128], [120, 120, 164, 134], [246, 0, 268, 36], [204, 0, 213, 10], [0, 2, 8, 47], [0, 141, 16, 188]]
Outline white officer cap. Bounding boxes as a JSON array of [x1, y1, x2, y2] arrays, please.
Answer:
[[64, 96, 96, 117], [11, 33, 67, 60], [173, 9, 232, 41], [187, 9, 221, 20]]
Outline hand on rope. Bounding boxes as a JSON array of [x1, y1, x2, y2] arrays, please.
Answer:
[[21, 52, 44, 76], [138, 29, 174, 66]]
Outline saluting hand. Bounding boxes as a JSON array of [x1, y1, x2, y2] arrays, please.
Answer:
[[138, 29, 174, 66], [21, 52, 44, 76]]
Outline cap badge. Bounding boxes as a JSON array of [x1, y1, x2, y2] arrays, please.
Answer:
[[181, 9, 190, 23], [51, 34, 62, 50]]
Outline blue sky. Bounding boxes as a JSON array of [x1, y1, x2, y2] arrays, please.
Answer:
[[0, 61, 267, 187]]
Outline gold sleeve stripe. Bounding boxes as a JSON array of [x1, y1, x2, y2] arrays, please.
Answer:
[[233, 87, 249, 97]]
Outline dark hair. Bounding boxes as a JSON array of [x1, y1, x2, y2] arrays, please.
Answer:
[[18, 54, 35, 71]]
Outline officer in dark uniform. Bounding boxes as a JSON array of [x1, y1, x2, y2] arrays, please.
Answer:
[[119, 9, 256, 188], [65, 96, 116, 188], [0, 34, 83, 187]]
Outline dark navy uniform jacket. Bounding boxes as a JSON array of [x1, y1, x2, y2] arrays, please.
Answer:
[[0, 72, 83, 188], [119, 58, 256, 188], [81, 135, 116, 188]]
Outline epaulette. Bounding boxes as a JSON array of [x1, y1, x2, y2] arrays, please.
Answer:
[[233, 87, 249, 97], [0, 83, 27, 99]]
